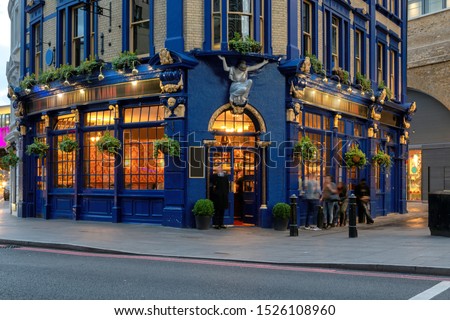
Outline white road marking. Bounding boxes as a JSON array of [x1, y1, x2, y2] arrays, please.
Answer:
[[409, 281, 450, 300]]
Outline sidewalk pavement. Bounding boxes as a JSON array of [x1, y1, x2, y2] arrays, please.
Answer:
[[1, 201, 449, 276]]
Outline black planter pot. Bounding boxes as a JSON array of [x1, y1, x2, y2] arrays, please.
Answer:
[[273, 217, 289, 231], [195, 215, 212, 230]]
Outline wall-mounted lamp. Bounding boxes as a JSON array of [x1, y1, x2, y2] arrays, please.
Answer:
[[132, 61, 139, 76], [98, 66, 105, 81], [63, 78, 70, 86], [330, 75, 341, 90], [321, 69, 328, 83], [366, 88, 376, 102]]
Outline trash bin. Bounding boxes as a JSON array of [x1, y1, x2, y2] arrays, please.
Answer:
[[429, 191, 450, 237]]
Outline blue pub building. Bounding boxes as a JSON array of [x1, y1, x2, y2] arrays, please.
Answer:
[[9, 0, 415, 228]]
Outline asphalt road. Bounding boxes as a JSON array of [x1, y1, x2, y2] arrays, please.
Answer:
[[1, 245, 449, 300]]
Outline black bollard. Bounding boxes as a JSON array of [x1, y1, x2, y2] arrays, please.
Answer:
[[290, 194, 299, 236], [348, 194, 358, 238]]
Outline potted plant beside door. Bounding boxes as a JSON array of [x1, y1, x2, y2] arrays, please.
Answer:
[[272, 202, 291, 231], [193, 199, 215, 230]]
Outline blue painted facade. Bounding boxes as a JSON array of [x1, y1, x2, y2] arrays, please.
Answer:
[[12, 0, 413, 228]]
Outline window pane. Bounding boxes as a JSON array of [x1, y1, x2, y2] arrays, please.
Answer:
[[408, 0, 422, 18], [54, 134, 76, 189], [228, 14, 251, 39], [229, 0, 252, 13], [429, 0, 443, 13], [123, 127, 165, 190], [132, 20, 150, 55], [214, 0, 221, 12], [74, 7, 85, 37], [213, 15, 221, 46], [83, 131, 115, 189]]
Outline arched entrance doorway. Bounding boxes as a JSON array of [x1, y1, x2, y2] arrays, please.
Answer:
[[208, 105, 266, 226]]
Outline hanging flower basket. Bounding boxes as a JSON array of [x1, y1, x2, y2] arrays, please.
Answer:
[[26, 138, 50, 158], [59, 136, 79, 153], [344, 146, 367, 168], [95, 131, 121, 155], [0, 151, 19, 170], [294, 136, 318, 161], [372, 150, 392, 167], [153, 134, 180, 158]]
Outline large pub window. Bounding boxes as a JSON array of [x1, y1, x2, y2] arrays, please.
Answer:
[[83, 110, 115, 189], [123, 105, 165, 190]]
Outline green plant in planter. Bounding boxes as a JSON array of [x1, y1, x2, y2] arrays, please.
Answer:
[[112, 51, 140, 71], [372, 150, 391, 167], [192, 199, 215, 217], [20, 74, 37, 91], [59, 136, 79, 153], [37, 68, 59, 87], [76, 58, 104, 77], [95, 131, 121, 155], [333, 67, 350, 85], [272, 202, 291, 220], [0, 151, 19, 170], [344, 146, 367, 168], [378, 80, 392, 100], [294, 136, 318, 161], [228, 32, 262, 54], [306, 54, 323, 74], [356, 72, 372, 92], [26, 138, 50, 158], [153, 134, 181, 158], [57, 64, 78, 82]]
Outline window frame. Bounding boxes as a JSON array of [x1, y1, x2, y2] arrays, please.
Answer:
[[377, 42, 384, 84], [331, 16, 340, 70], [33, 22, 42, 77], [302, 0, 313, 56], [130, 0, 150, 56], [72, 5, 86, 66], [354, 29, 362, 75]]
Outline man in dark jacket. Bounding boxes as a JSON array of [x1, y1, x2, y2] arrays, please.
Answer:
[[210, 164, 230, 229], [354, 179, 374, 224]]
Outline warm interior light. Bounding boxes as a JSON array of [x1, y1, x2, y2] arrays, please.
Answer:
[[132, 81, 138, 86], [80, 89, 85, 94], [57, 93, 63, 98]]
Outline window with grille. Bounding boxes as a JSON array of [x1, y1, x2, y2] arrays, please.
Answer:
[[83, 130, 115, 189], [54, 134, 76, 189], [85, 110, 114, 127], [54, 114, 76, 130], [123, 127, 165, 190]]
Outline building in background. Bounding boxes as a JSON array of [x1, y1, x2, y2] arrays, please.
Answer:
[[407, 0, 450, 201], [4, 0, 21, 210], [7, 0, 413, 228]]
